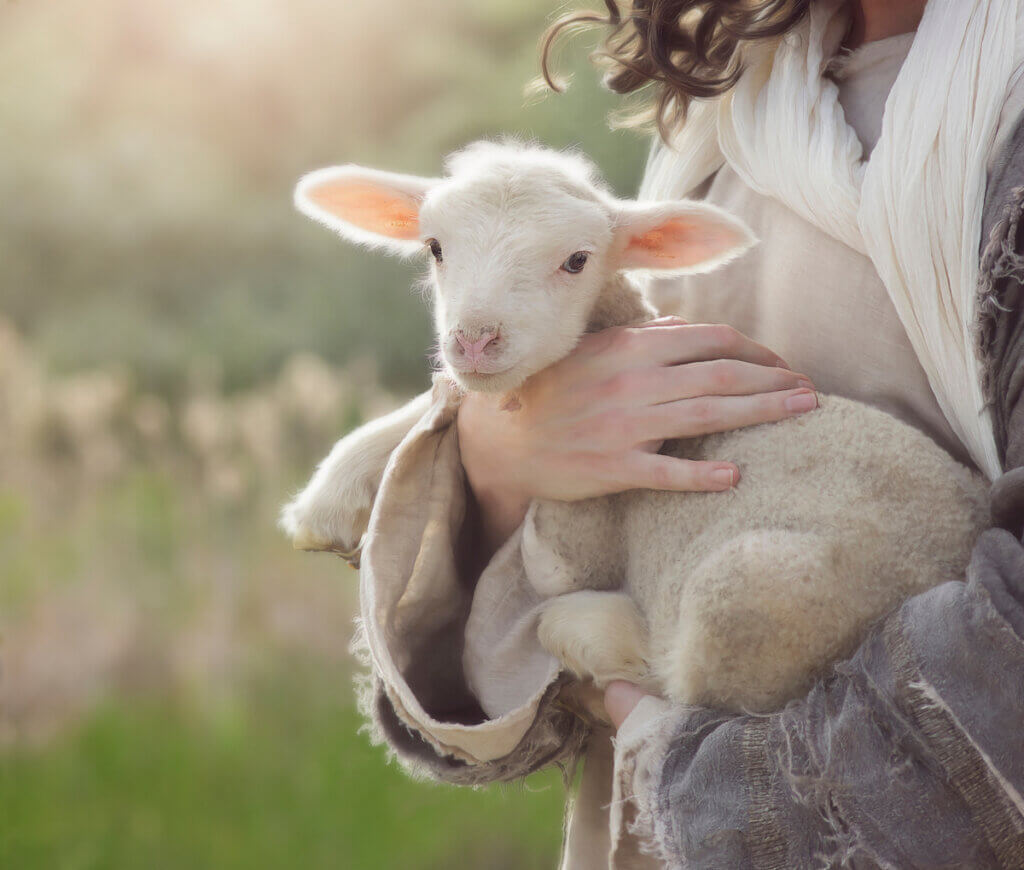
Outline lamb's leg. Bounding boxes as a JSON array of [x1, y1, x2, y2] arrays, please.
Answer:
[[521, 497, 626, 596], [661, 530, 871, 712], [280, 390, 432, 554], [538, 590, 651, 688]]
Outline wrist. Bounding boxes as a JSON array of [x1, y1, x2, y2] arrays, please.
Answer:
[[456, 399, 532, 555], [465, 469, 531, 555]]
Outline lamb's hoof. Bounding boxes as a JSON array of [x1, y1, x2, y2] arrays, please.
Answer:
[[291, 526, 362, 568], [292, 526, 333, 552], [538, 591, 650, 688]]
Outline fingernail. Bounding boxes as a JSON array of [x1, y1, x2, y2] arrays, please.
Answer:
[[785, 389, 818, 413], [711, 466, 735, 488], [796, 378, 815, 390]]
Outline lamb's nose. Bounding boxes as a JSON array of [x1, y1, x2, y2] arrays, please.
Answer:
[[454, 329, 498, 359]]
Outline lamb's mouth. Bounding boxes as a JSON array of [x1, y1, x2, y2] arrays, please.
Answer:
[[444, 352, 516, 377], [451, 365, 526, 393], [448, 361, 511, 376]]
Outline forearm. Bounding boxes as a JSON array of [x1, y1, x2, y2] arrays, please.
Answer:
[[461, 469, 531, 563], [455, 393, 532, 561]]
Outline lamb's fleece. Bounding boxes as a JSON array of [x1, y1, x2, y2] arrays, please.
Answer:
[[524, 395, 989, 712]]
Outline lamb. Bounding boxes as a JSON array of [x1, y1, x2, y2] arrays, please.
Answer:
[[281, 141, 989, 714]]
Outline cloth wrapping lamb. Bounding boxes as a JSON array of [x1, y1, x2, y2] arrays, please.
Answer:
[[356, 374, 584, 770]]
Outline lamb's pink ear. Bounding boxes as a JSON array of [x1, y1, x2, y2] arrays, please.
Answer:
[[613, 201, 756, 275], [294, 166, 439, 256]]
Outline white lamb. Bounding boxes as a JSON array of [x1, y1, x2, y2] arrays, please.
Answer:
[[281, 141, 988, 713]]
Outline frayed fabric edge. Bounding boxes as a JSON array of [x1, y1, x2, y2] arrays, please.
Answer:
[[975, 185, 1024, 408], [611, 697, 685, 868], [349, 616, 590, 788]]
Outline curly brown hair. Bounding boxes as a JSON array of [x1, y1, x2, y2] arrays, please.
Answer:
[[540, 1, 812, 141]]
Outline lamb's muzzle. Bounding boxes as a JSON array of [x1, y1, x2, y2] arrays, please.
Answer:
[[450, 327, 501, 373]]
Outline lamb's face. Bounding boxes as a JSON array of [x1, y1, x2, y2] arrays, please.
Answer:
[[294, 141, 756, 396], [419, 172, 613, 393]]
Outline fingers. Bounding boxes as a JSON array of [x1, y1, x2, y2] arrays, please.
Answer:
[[643, 387, 819, 441], [622, 453, 740, 492], [639, 359, 813, 405], [604, 680, 650, 730]]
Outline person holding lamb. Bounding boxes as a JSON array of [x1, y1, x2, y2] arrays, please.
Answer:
[[286, 0, 1024, 867]]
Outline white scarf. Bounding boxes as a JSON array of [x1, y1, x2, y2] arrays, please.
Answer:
[[640, 0, 1024, 481]]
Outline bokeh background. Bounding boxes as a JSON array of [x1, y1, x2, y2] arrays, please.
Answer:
[[0, 1, 648, 866]]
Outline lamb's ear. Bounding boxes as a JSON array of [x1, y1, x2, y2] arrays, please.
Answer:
[[294, 166, 439, 256], [612, 201, 756, 275]]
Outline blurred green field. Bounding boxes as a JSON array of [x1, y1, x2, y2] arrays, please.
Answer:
[[0, 360, 571, 867], [0, 0, 649, 866], [1, 679, 566, 870]]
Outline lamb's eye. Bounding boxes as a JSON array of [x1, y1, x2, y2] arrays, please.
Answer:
[[561, 251, 589, 274], [427, 239, 443, 263]]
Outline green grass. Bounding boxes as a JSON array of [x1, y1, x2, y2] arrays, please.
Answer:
[[0, 674, 566, 870], [1, 451, 572, 869]]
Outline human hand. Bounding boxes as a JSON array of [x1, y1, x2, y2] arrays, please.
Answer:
[[457, 316, 817, 553], [604, 680, 651, 730]]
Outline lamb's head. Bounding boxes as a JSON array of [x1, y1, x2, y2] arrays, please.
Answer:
[[295, 141, 754, 393]]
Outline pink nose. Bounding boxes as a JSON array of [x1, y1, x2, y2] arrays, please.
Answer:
[[454, 329, 498, 362]]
